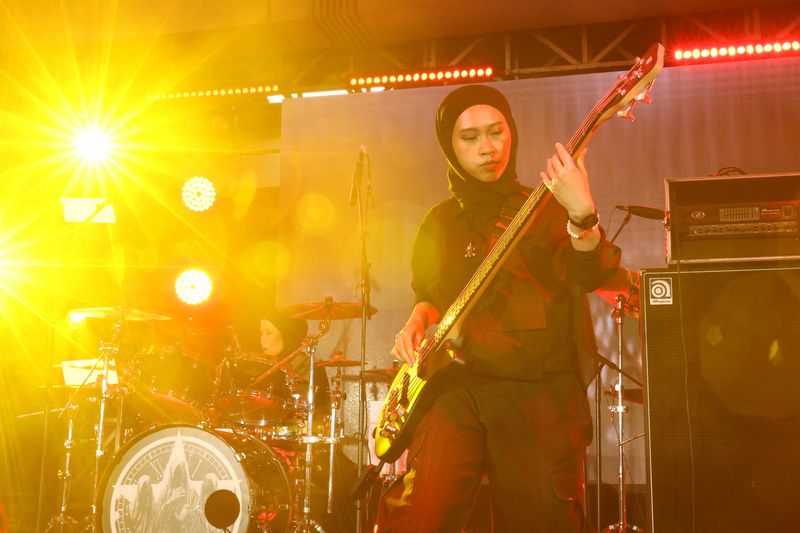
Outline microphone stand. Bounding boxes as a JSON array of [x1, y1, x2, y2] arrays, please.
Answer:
[[351, 150, 374, 532], [609, 212, 632, 244]]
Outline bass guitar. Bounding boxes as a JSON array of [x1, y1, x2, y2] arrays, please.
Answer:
[[375, 42, 665, 463]]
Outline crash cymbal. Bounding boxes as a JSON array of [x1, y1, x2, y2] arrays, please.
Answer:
[[69, 307, 173, 322], [283, 298, 377, 321]]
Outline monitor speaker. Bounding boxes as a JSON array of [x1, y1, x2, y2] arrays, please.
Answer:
[[640, 264, 800, 532]]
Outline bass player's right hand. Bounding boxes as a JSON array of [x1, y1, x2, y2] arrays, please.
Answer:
[[391, 301, 439, 366]]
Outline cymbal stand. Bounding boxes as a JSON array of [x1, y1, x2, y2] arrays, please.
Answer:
[[603, 295, 645, 533], [290, 319, 330, 533], [85, 319, 122, 532], [44, 403, 79, 533], [326, 367, 345, 513]]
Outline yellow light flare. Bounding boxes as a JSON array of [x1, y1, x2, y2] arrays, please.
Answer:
[[240, 240, 292, 284], [294, 193, 336, 236], [73, 125, 114, 165]]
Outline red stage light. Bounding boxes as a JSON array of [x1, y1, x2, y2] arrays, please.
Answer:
[[673, 38, 800, 65]]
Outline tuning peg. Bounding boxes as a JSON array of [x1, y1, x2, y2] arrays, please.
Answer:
[[616, 103, 635, 122], [635, 90, 651, 104]]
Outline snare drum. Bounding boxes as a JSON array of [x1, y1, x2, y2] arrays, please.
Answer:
[[101, 424, 292, 533], [213, 355, 297, 427]]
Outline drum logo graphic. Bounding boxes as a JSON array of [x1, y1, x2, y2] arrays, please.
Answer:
[[648, 277, 673, 305], [103, 426, 248, 533]]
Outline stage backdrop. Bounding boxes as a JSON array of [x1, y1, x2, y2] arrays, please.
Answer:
[[278, 55, 800, 484]]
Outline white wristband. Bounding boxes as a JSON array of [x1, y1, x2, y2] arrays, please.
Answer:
[[566, 218, 600, 240]]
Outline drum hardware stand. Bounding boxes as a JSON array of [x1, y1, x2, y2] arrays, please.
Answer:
[[326, 367, 346, 513], [602, 295, 645, 533], [44, 403, 79, 533], [67, 318, 123, 533], [289, 319, 330, 533], [45, 317, 123, 533]]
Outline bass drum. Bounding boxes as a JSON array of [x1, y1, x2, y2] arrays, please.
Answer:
[[100, 425, 292, 533]]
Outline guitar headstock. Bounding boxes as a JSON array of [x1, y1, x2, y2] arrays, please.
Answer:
[[606, 42, 665, 123], [566, 43, 664, 155]]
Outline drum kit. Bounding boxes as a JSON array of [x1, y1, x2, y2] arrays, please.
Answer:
[[38, 299, 392, 533]]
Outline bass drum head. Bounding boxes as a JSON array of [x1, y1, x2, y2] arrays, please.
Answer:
[[101, 425, 291, 532]]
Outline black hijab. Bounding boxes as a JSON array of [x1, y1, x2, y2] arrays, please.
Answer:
[[263, 309, 308, 357], [435, 85, 522, 225]]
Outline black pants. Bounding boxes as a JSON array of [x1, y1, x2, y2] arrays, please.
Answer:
[[377, 370, 593, 532]]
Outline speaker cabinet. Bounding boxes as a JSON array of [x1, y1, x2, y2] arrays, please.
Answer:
[[640, 264, 800, 532]]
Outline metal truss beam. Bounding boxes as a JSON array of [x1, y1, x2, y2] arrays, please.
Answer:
[[276, 2, 800, 90]]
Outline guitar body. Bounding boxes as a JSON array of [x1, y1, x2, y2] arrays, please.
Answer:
[[374, 43, 665, 462]]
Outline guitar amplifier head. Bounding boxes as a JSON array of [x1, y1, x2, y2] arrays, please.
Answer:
[[665, 173, 800, 264]]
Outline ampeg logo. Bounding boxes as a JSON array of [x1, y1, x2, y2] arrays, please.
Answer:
[[649, 277, 673, 305]]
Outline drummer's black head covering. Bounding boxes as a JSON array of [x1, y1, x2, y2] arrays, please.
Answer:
[[435, 84, 521, 223], [263, 309, 308, 356]]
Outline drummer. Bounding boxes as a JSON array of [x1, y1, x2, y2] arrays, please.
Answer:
[[260, 309, 332, 417]]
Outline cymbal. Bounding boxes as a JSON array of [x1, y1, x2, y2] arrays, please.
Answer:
[[283, 299, 377, 321], [604, 386, 644, 405], [58, 358, 117, 370], [341, 367, 400, 383], [69, 307, 173, 322], [594, 267, 640, 318], [316, 358, 361, 368], [363, 367, 400, 381]]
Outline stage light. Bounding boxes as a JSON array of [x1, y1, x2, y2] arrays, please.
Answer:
[[349, 65, 494, 88], [152, 84, 279, 101], [175, 269, 213, 305], [182, 177, 216, 212], [673, 39, 800, 64], [73, 126, 113, 165]]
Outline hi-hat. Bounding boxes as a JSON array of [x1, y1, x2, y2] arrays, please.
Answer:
[[283, 298, 377, 321], [69, 307, 173, 322]]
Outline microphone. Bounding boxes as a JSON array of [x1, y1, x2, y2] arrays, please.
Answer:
[[349, 146, 367, 206], [615, 205, 665, 220]]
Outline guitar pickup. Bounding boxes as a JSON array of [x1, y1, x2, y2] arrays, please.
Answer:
[[399, 373, 410, 407], [379, 424, 399, 438]]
